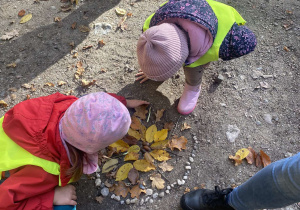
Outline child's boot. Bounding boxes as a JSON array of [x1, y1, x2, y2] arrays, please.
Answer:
[[180, 186, 234, 210], [177, 83, 201, 115]]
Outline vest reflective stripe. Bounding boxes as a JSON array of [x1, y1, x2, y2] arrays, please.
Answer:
[[142, 0, 246, 67], [0, 116, 62, 184]]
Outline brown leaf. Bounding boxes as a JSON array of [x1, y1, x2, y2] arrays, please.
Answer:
[[229, 154, 243, 166], [134, 104, 148, 120], [158, 161, 173, 172], [10, 94, 17, 101], [18, 10, 26, 17], [127, 168, 139, 185], [155, 109, 165, 122], [256, 153, 262, 167], [130, 116, 141, 130], [246, 147, 257, 164], [22, 83, 32, 89], [114, 181, 130, 198], [79, 25, 90, 33], [54, 17, 62, 22], [61, 4, 72, 12], [75, 61, 84, 79], [71, 22, 77, 29], [26, 94, 31, 100], [126, 12, 133, 17], [106, 170, 117, 179], [82, 45, 93, 50], [98, 40, 105, 47], [164, 122, 174, 131], [122, 135, 138, 145], [283, 46, 290, 52], [6, 63, 17, 68], [81, 79, 96, 87], [150, 173, 165, 189], [104, 180, 113, 188], [0, 100, 8, 108], [184, 187, 190, 194], [129, 185, 145, 198], [57, 81, 67, 86], [168, 136, 188, 151], [181, 122, 191, 131], [44, 82, 55, 87], [144, 152, 154, 163], [95, 196, 104, 204], [260, 150, 271, 167]]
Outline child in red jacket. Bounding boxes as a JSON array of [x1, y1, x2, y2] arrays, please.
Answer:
[[0, 92, 148, 209]]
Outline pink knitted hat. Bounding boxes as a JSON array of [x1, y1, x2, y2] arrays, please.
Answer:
[[137, 23, 189, 81], [59, 92, 131, 174]]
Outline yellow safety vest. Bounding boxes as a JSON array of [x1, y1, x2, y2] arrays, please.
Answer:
[[0, 116, 69, 186], [143, 0, 246, 67]]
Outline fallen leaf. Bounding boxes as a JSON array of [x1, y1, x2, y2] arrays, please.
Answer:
[[229, 154, 242, 166], [0, 100, 8, 108], [122, 135, 138, 145], [126, 12, 133, 17], [139, 124, 147, 141], [286, 10, 293, 14], [184, 188, 190, 194], [134, 105, 148, 120], [164, 122, 174, 131], [116, 163, 133, 181], [128, 128, 141, 140], [109, 140, 129, 153], [130, 116, 141, 130], [229, 148, 250, 166], [20, 14, 32, 24], [133, 159, 156, 172], [104, 180, 113, 188], [6, 63, 17, 68], [82, 45, 93, 50], [158, 161, 173, 172], [129, 185, 144, 198], [18, 10, 26, 17], [44, 82, 55, 87], [144, 152, 154, 163], [1, 30, 19, 40], [100, 68, 107, 73], [150, 150, 171, 161], [10, 94, 16, 101], [260, 81, 270, 89], [71, 22, 77, 29], [150, 173, 165, 189], [57, 81, 67, 86], [115, 7, 126, 16], [102, 158, 118, 173], [127, 168, 139, 185], [106, 170, 117, 179], [169, 136, 188, 151], [128, 145, 140, 153], [114, 181, 130, 198], [124, 152, 139, 161], [246, 147, 257, 164], [26, 94, 31, 100], [181, 122, 191, 131], [145, 124, 157, 143], [81, 79, 96, 87], [256, 153, 262, 167], [8, 88, 17, 92], [75, 61, 84, 79], [150, 139, 169, 150], [153, 129, 168, 142], [95, 196, 104, 204], [61, 4, 72, 12], [79, 25, 90, 33], [260, 150, 271, 167], [54, 17, 62, 22], [155, 109, 165, 122], [283, 46, 290, 52], [98, 40, 105, 47]]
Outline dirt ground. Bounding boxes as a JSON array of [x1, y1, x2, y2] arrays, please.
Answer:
[[0, 0, 299, 209]]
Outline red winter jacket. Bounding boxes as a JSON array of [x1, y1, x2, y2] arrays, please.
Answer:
[[0, 92, 126, 210]]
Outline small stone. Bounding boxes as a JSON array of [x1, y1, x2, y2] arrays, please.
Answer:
[[95, 166, 101, 173], [146, 189, 153, 196], [226, 125, 240, 143], [186, 162, 191, 165], [186, 170, 190, 174], [149, 199, 154, 204], [177, 179, 183, 185], [126, 199, 131, 205], [183, 176, 188, 180], [215, 74, 224, 83], [50, 6, 56, 10], [153, 192, 158, 199], [189, 157, 194, 162], [140, 198, 144, 205], [120, 200, 125, 205], [185, 166, 191, 170], [195, 140, 199, 144], [165, 190, 170, 194], [96, 173, 100, 178], [167, 186, 171, 190], [256, 121, 262, 126], [191, 154, 196, 157], [101, 187, 109, 197], [145, 197, 150, 202], [193, 136, 197, 141], [111, 194, 115, 199], [193, 145, 197, 150], [171, 184, 174, 188], [159, 192, 165, 197], [263, 114, 273, 124], [100, 183, 105, 188], [131, 198, 138, 204], [95, 178, 101, 187], [139, 184, 145, 190], [114, 196, 121, 201]]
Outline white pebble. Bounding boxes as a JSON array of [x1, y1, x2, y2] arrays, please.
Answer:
[[50, 6, 56, 10], [185, 166, 192, 170], [145, 197, 150, 202], [149, 199, 154, 204], [111, 194, 115, 199], [126, 199, 131, 205], [183, 176, 188, 180], [192, 154, 196, 157], [177, 179, 182, 185], [120, 200, 125, 205], [159, 192, 164, 197], [171, 184, 174, 188], [167, 186, 171, 190], [140, 198, 144, 205], [189, 157, 194, 162], [114, 196, 120, 201], [165, 190, 170, 194], [101, 187, 109, 197], [95, 166, 101, 173], [146, 189, 153, 195], [95, 178, 101, 187], [131, 198, 138, 204], [153, 192, 158, 199], [193, 136, 197, 141], [186, 162, 191, 165], [195, 140, 199, 144], [96, 173, 100, 178]]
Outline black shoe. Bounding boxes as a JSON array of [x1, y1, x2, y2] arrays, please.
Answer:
[[180, 186, 234, 210]]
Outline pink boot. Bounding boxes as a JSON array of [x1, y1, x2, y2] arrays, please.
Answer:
[[177, 83, 201, 115]]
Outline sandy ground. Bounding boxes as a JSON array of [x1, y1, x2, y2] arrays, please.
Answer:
[[0, 0, 299, 209]]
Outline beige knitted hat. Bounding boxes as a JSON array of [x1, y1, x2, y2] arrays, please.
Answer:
[[137, 23, 189, 81]]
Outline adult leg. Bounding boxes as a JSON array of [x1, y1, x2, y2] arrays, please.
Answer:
[[228, 152, 300, 210]]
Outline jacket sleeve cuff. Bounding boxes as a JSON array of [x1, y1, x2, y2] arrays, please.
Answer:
[[107, 93, 127, 107]]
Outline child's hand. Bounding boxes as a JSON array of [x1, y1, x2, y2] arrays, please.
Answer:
[[135, 69, 149, 83], [126, 99, 149, 108], [53, 185, 77, 206]]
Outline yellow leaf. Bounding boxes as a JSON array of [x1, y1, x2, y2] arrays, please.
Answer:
[[235, 148, 250, 159], [116, 163, 133, 181], [128, 128, 141, 140], [20, 13, 32, 24], [0, 100, 8, 108], [150, 150, 171, 161], [150, 139, 169, 150], [150, 173, 165, 189], [153, 129, 168, 142], [145, 124, 157, 143], [133, 159, 156, 172], [124, 152, 139, 161], [144, 152, 154, 163], [128, 145, 140, 153], [158, 161, 174, 172], [140, 124, 147, 141], [102, 159, 118, 173], [109, 140, 129, 153]]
